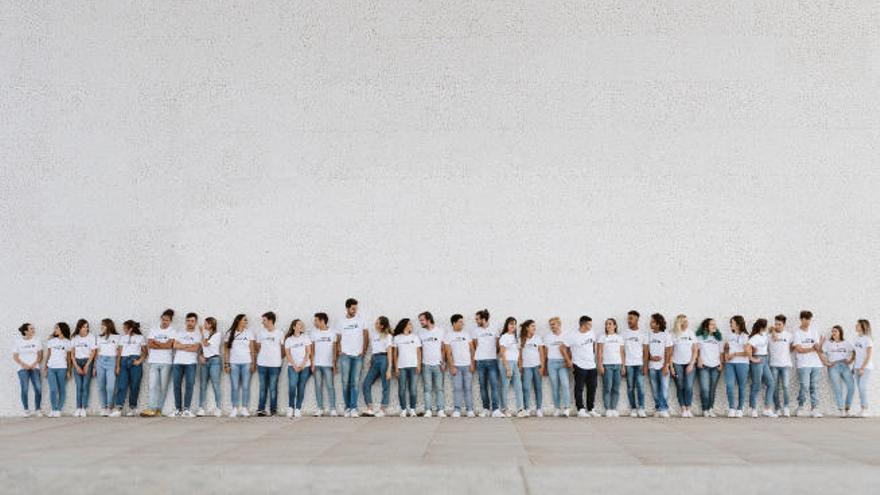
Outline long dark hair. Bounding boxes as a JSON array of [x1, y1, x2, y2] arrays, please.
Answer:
[[122, 320, 141, 336], [284, 319, 303, 340], [749, 318, 768, 338], [696, 318, 721, 341], [519, 319, 535, 348], [730, 315, 747, 335], [502, 317, 517, 335], [650, 313, 667, 332], [393, 318, 411, 336], [100, 318, 117, 338], [55, 322, 71, 339], [225, 314, 247, 349], [203, 317, 217, 338], [75, 319, 89, 336]]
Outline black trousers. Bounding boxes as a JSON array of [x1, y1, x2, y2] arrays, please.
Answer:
[[573, 365, 598, 411]]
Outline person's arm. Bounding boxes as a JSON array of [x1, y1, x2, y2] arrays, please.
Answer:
[[642, 343, 649, 374], [42, 348, 51, 376], [596, 343, 605, 375], [134, 342, 147, 366], [469, 340, 476, 373], [663, 345, 673, 375], [249, 340, 257, 372], [444, 343, 456, 374], [361, 328, 369, 357], [309, 342, 316, 373], [332, 334, 340, 373], [687, 343, 698, 371], [696, 342, 704, 368], [724, 341, 733, 361], [858, 346, 873, 374], [499, 345, 509, 377], [416, 347, 422, 374], [562, 344, 573, 368], [304, 345, 313, 369], [223, 344, 231, 374], [115, 343, 121, 374], [541, 345, 548, 376], [392, 346, 400, 377], [13, 352, 27, 370], [284, 345, 296, 370], [66, 348, 73, 379]]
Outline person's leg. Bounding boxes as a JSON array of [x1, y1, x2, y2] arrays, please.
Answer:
[[672, 364, 684, 407], [463, 367, 474, 412], [339, 355, 353, 410], [208, 359, 221, 409], [495, 360, 508, 411], [573, 366, 586, 411], [298, 368, 312, 409], [488, 362, 502, 410], [378, 356, 390, 408], [809, 367, 820, 409], [257, 366, 268, 412], [74, 362, 85, 409], [521, 367, 533, 411], [172, 364, 184, 411], [115, 357, 129, 409], [47, 369, 59, 412], [269, 366, 281, 413], [397, 369, 408, 410], [762, 361, 775, 410], [736, 363, 748, 410], [842, 365, 855, 410], [828, 364, 844, 409], [602, 367, 613, 410], [511, 365, 523, 411], [724, 365, 737, 409], [856, 369, 871, 410], [452, 366, 464, 412], [241, 365, 253, 410], [779, 367, 790, 409], [362, 358, 378, 407], [351, 356, 363, 410], [611, 366, 622, 409], [408, 368, 418, 409], [683, 366, 695, 407], [18, 369, 30, 411], [698, 367, 710, 411], [635, 370, 645, 409], [29, 369, 42, 411], [230, 364, 242, 408], [547, 360, 561, 409], [476, 361, 490, 410], [796, 367, 809, 408], [148, 364, 160, 410], [314, 367, 325, 410], [287, 367, 298, 410], [184, 364, 197, 410], [585, 368, 598, 411], [199, 359, 209, 410], [159, 364, 172, 412], [748, 363, 761, 409], [625, 366, 636, 410], [424, 364, 437, 412]]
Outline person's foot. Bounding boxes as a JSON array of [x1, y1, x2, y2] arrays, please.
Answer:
[[182, 410, 195, 418], [589, 410, 601, 417], [479, 410, 489, 418], [811, 409, 823, 418], [214, 409, 223, 417], [552, 409, 560, 417], [659, 410, 670, 418], [467, 410, 476, 418], [735, 410, 744, 418], [21, 410, 31, 418], [408, 408, 417, 417], [239, 408, 250, 417], [375, 409, 385, 418], [437, 409, 447, 418], [782, 407, 791, 417], [535, 409, 543, 418], [638, 409, 647, 418], [125, 409, 136, 417], [578, 408, 589, 418], [362, 408, 375, 417], [424, 410, 432, 418], [195, 408, 205, 417], [139, 409, 154, 418], [796, 407, 810, 418], [605, 409, 614, 418], [313, 410, 322, 417], [516, 409, 527, 418], [763, 409, 778, 418], [229, 408, 238, 418], [751, 409, 759, 418], [343, 409, 351, 418], [257, 410, 268, 417], [168, 410, 180, 418], [100, 408, 109, 417], [860, 409, 871, 418], [109, 409, 121, 418], [350, 410, 359, 418], [400, 410, 407, 418], [329, 410, 337, 417], [629, 410, 638, 418], [492, 409, 504, 418], [286, 407, 294, 418], [452, 410, 462, 418], [294, 409, 302, 418]]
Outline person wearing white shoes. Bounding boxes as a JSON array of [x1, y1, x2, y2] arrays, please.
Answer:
[[44, 322, 72, 418], [197, 317, 223, 417], [598, 318, 625, 418], [724, 315, 750, 418], [336, 298, 369, 419], [646, 314, 672, 418], [94, 319, 121, 418], [519, 320, 544, 418], [444, 314, 476, 418], [852, 320, 873, 418], [472, 309, 502, 418], [140, 310, 176, 417], [747, 319, 777, 418], [310, 312, 339, 417], [171, 313, 201, 418], [769, 315, 794, 417], [497, 317, 524, 417], [255, 312, 284, 417], [284, 318, 312, 419], [821, 325, 855, 417], [392, 318, 421, 418], [622, 311, 648, 418], [362, 317, 394, 417], [546, 316, 574, 418], [670, 314, 698, 418], [13, 323, 43, 418], [71, 319, 97, 418], [115, 320, 146, 417], [224, 314, 256, 418], [792, 311, 825, 418], [696, 319, 724, 418], [418, 311, 447, 418]]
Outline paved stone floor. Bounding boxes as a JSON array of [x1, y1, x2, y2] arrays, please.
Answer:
[[1, 416, 878, 494]]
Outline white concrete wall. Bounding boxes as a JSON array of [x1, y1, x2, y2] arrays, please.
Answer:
[[1, 1, 879, 416]]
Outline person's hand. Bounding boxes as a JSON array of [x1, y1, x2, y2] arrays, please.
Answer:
[[66, 371, 72, 380], [598, 365, 605, 376], [250, 364, 256, 374], [450, 366, 457, 376], [92, 367, 97, 377], [385, 370, 392, 380], [670, 366, 677, 378], [541, 367, 548, 377], [394, 369, 400, 378], [686, 363, 694, 374], [642, 365, 648, 375], [115, 366, 120, 375], [469, 364, 476, 374], [621, 367, 627, 377], [199, 355, 206, 365], [506, 368, 512, 378], [224, 364, 231, 375], [650, 356, 662, 362], [662, 366, 669, 376], [416, 366, 421, 375], [311, 365, 316, 373]]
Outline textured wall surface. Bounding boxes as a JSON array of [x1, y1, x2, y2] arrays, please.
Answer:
[[1, 1, 879, 416]]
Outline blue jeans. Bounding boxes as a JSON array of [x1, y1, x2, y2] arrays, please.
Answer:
[[625, 365, 645, 409], [47, 368, 68, 412], [749, 358, 775, 409], [199, 356, 222, 409], [697, 366, 721, 411], [828, 363, 855, 409], [672, 363, 696, 407], [602, 364, 622, 410], [452, 366, 474, 412], [497, 360, 523, 411], [287, 366, 312, 409], [148, 363, 172, 410], [257, 365, 281, 412], [314, 366, 336, 410], [648, 368, 669, 411], [74, 358, 92, 409], [172, 363, 197, 410], [397, 367, 418, 410], [230, 363, 252, 408], [854, 369, 871, 409], [423, 364, 446, 412], [115, 356, 143, 409], [339, 354, 363, 410], [771, 366, 791, 409], [362, 354, 390, 407], [797, 367, 821, 408], [547, 359, 571, 409], [724, 362, 749, 410], [522, 366, 543, 410], [95, 356, 117, 408], [17, 368, 42, 410], [476, 359, 502, 410]]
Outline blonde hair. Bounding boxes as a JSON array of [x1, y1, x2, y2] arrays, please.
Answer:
[[857, 319, 872, 337], [549, 316, 561, 325], [672, 314, 688, 336]]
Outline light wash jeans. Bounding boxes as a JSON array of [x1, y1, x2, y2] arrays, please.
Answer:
[[451, 366, 474, 412], [17, 368, 42, 411], [749, 358, 775, 409], [287, 366, 312, 410], [229, 363, 252, 408], [648, 368, 669, 411], [397, 367, 418, 410], [771, 366, 791, 410], [522, 366, 543, 411], [257, 365, 281, 413], [314, 366, 336, 410], [115, 356, 143, 409], [47, 368, 68, 412], [172, 363, 197, 411], [797, 366, 821, 408], [625, 365, 645, 409], [602, 364, 622, 410], [827, 362, 854, 409], [423, 364, 446, 412], [697, 366, 721, 412], [498, 359, 523, 411], [854, 369, 871, 409], [148, 362, 172, 411], [724, 362, 749, 410], [672, 363, 696, 407], [339, 354, 363, 411], [74, 358, 93, 409], [95, 356, 117, 408], [362, 353, 390, 406], [476, 359, 501, 411], [547, 359, 571, 409], [199, 356, 222, 409]]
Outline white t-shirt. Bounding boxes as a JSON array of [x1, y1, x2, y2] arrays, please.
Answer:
[[337, 315, 367, 357], [521, 335, 544, 368], [369, 328, 393, 354], [202, 331, 222, 359], [173, 329, 201, 365], [498, 333, 520, 362], [726, 333, 749, 364], [566, 330, 598, 370], [13, 337, 42, 369], [671, 330, 697, 365], [853, 335, 874, 370], [227, 329, 255, 365], [822, 340, 853, 364], [119, 333, 146, 358], [748, 333, 770, 356], [71, 334, 97, 360], [97, 334, 120, 357], [256, 328, 284, 367], [285, 334, 312, 368], [697, 335, 723, 368], [647, 331, 673, 370], [444, 330, 472, 366], [147, 326, 175, 364], [599, 333, 623, 365], [545, 331, 568, 361], [471, 326, 498, 361], [622, 329, 646, 366], [792, 328, 822, 368], [418, 326, 445, 366], [393, 333, 421, 369], [46, 338, 71, 369], [310, 328, 338, 367], [769, 331, 794, 368]]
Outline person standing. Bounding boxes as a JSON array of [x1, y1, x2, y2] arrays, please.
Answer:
[[141, 309, 176, 417], [444, 314, 475, 418], [337, 298, 369, 418], [646, 313, 672, 418], [472, 309, 503, 418], [95, 319, 121, 417], [44, 322, 72, 417], [746, 318, 777, 418], [255, 311, 284, 417], [695, 318, 724, 417], [418, 311, 446, 417], [115, 320, 146, 416], [769, 315, 794, 417], [283, 319, 313, 418], [392, 318, 422, 417], [362, 316, 394, 417], [225, 314, 256, 417], [724, 315, 750, 418], [197, 317, 223, 417], [622, 311, 647, 418], [792, 310, 825, 417], [545, 316, 573, 417], [310, 312, 339, 417], [821, 325, 855, 417], [13, 323, 43, 417], [670, 314, 698, 418], [497, 317, 523, 417], [597, 318, 625, 417], [71, 319, 97, 417], [170, 313, 201, 417], [852, 319, 873, 417]]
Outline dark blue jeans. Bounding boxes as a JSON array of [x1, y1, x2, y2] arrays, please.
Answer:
[[172, 363, 196, 411], [673, 363, 696, 407], [115, 356, 143, 409], [397, 367, 418, 410], [258, 365, 281, 413], [73, 358, 92, 409], [362, 353, 390, 406], [476, 359, 501, 410], [17, 369, 42, 410], [287, 366, 312, 409], [698, 366, 721, 411], [339, 355, 363, 410], [46, 368, 68, 412]]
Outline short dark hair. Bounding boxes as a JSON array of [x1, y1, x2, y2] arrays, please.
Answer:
[[450, 314, 463, 325], [314, 312, 329, 324], [161, 309, 175, 319], [186, 312, 198, 320], [651, 313, 667, 332], [627, 310, 640, 318], [476, 309, 490, 321], [18, 323, 30, 336], [775, 314, 787, 324], [799, 310, 813, 320], [345, 298, 358, 309], [579, 315, 592, 326], [419, 311, 435, 324], [262, 311, 276, 323]]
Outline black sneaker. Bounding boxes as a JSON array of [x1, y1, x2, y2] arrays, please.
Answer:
[[257, 410, 268, 417]]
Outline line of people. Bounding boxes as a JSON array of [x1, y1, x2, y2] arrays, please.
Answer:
[[11, 300, 874, 419]]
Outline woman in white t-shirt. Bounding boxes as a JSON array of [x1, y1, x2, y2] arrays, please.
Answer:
[[597, 318, 625, 417], [13, 323, 43, 417], [768, 315, 794, 417], [852, 320, 873, 417], [498, 317, 524, 417], [724, 315, 750, 418], [392, 318, 422, 417], [70, 319, 96, 417], [670, 314, 698, 418], [362, 317, 393, 417], [695, 318, 724, 417], [519, 320, 544, 417], [224, 314, 256, 417], [44, 322, 72, 417], [284, 319, 313, 418], [821, 325, 855, 417], [746, 318, 777, 418], [94, 319, 121, 417], [198, 317, 223, 417], [115, 320, 146, 417]]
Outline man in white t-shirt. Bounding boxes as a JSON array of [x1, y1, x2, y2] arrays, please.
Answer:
[[444, 314, 476, 417], [792, 310, 825, 417], [170, 312, 201, 417], [311, 312, 340, 416], [472, 309, 502, 418], [142, 309, 176, 417], [255, 311, 284, 416], [769, 314, 794, 416], [645, 313, 673, 417], [567, 316, 598, 417], [622, 310, 648, 417], [418, 311, 446, 417], [336, 298, 369, 417]]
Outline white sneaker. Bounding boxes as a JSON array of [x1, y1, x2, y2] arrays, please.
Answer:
[[605, 410, 614, 418], [437, 410, 447, 418], [400, 410, 407, 418], [408, 409, 417, 417], [516, 410, 527, 418], [492, 409, 504, 418], [125, 409, 136, 417], [375, 409, 385, 418], [751, 409, 759, 418], [536, 409, 544, 418], [196, 408, 206, 417], [479, 410, 489, 418], [578, 409, 589, 418], [21, 410, 31, 418], [505, 410, 513, 418], [836, 409, 846, 418], [182, 410, 195, 418], [452, 410, 462, 418], [811, 409, 823, 418], [589, 410, 601, 417], [424, 410, 432, 418], [109, 409, 121, 418], [553, 409, 560, 417], [782, 407, 791, 417], [329, 410, 337, 417], [629, 410, 638, 418], [313, 410, 323, 417], [467, 410, 476, 418], [286, 407, 294, 418], [860, 409, 871, 418], [81, 409, 88, 417], [659, 410, 670, 418], [736, 410, 744, 418], [764, 409, 778, 418], [350, 410, 359, 418], [239, 408, 250, 417], [728, 409, 736, 418], [100, 408, 110, 417], [294, 409, 302, 418], [638, 409, 647, 418], [796, 407, 809, 418], [343, 410, 351, 418], [214, 409, 223, 417], [562, 408, 570, 417], [229, 408, 238, 418]]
